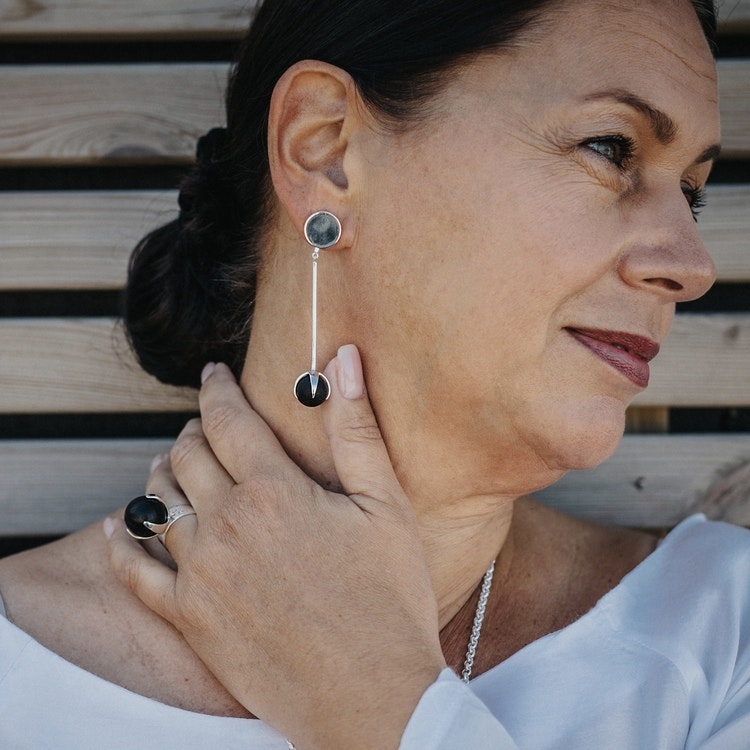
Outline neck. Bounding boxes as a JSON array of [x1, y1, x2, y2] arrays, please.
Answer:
[[240, 253, 531, 628]]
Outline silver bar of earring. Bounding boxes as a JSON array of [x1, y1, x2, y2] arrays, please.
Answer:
[[294, 211, 342, 407]]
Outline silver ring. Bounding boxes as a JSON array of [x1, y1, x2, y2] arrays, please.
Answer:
[[143, 504, 197, 542]]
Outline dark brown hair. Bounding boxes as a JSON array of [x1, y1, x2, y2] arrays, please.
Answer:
[[124, 0, 717, 388]]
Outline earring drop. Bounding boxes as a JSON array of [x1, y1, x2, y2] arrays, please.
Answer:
[[294, 210, 342, 407]]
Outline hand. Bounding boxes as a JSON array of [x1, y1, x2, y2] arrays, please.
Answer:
[[106, 345, 446, 750]]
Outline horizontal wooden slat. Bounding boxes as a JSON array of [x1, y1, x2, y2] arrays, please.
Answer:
[[719, 0, 750, 32], [633, 313, 750, 407], [0, 184, 745, 291], [699, 185, 750, 282], [0, 314, 746, 413], [0, 0, 743, 39], [0, 64, 228, 166], [0, 0, 253, 40], [0, 60, 748, 166], [717, 59, 750, 159], [0, 318, 197, 412], [0, 191, 176, 290], [537, 434, 750, 528], [0, 434, 747, 535], [0, 439, 173, 535]]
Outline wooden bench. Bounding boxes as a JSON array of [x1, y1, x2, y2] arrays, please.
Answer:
[[0, 1, 749, 545]]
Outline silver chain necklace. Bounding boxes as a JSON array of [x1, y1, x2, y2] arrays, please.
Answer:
[[286, 560, 495, 749], [461, 559, 496, 683]]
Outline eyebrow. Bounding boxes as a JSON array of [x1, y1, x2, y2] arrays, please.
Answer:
[[583, 88, 721, 164]]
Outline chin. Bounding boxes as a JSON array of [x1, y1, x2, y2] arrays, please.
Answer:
[[535, 396, 627, 472]]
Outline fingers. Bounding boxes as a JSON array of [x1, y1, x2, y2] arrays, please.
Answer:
[[105, 516, 179, 623], [198, 363, 300, 484], [166, 418, 234, 516], [322, 345, 408, 512], [146, 454, 198, 563]]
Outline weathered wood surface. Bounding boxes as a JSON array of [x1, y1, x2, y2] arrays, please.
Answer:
[[633, 314, 750, 407], [0, 434, 747, 534], [0, 0, 745, 38], [0, 185, 746, 290], [717, 59, 750, 159], [0, 60, 747, 165], [0, 191, 176, 289], [718, 0, 750, 31], [537, 434, 750, 528], [0, 318, 197, 412], [0, 314, 746, 413], [0, 64, 229, 166], [0, 0, 254, 40], [0, 439, 173, 534], [699, 185, 750, 282]]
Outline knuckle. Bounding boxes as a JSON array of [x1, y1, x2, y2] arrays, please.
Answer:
[[337, 412, 383, 445], [169, 430, 205, 472], [119, 557, 143, 594], [201, 402, 241, 441]]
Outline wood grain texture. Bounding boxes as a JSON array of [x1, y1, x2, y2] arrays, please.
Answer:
[[0, 0, 744, 38], [0, 0, 255, 40], [537, 434, 750, 528], [0, 64, 229, 166], [0, 185, 746, 290], [0, 434, 747, 534], [717, 60, 750, 159], [0, 191, 176, 289], [699, 185, 750, 282], [0, 60, 747, 165], [0, 318, 198, 413], [0, 439, 173, 534], [719, 0, 750, 31], [0, 314, 746, 413], [633, 314, 750, 407]]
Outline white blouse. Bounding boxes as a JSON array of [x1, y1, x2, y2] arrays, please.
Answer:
[[1, 514, 749, 749]]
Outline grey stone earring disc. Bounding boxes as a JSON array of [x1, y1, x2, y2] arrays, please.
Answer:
[[304, 211, 341, 249]]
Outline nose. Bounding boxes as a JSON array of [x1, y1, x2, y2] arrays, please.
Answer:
[[617, 190, 717, 303]]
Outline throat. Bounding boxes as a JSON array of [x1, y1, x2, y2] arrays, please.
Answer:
[[439, 560, 496, 681]]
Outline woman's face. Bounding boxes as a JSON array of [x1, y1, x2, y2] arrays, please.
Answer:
[[341, 0, 720, 490]]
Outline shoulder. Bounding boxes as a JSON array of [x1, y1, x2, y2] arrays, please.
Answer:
[[646, 515, 750, 601], [606, 516, 750, 621], [0, 523, 249, 717], [0, 523, 152, 670], [601, 516, 750, 683]]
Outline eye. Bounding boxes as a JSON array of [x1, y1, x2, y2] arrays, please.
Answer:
[[682, 183, 707, 223], [582, 135, 635, 170]]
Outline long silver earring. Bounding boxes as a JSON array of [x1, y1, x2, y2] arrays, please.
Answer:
[[294, 210, 342, 407]]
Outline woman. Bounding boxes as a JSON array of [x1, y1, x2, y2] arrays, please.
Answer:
[[1, 0, 747, 747]]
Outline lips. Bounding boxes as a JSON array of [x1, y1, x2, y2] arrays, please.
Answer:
[[566, 327, 660, 388]]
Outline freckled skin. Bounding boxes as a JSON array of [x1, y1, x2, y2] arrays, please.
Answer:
[[0, 0, 720, 717], [332, 0, 719, 504]]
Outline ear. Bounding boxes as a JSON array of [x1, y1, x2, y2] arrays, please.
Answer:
[[268, 60, 363, 248]]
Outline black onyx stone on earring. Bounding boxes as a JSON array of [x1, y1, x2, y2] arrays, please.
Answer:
[[304, 211, 341, 249], [294, 371, 331, 407], [124, 494, 168, 539]]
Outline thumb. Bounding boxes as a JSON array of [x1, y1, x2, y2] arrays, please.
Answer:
[[322, 345, 408, 511]]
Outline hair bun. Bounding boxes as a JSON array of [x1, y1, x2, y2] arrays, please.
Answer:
[[196, 127, 228, 165]]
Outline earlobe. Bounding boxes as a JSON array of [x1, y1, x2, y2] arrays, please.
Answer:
[[268, 60, 360, 241]]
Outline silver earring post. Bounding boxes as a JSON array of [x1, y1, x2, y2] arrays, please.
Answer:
[[294, 211, 342, 407]]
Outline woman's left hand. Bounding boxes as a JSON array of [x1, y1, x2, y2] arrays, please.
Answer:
[[105, 346, 446, 750]]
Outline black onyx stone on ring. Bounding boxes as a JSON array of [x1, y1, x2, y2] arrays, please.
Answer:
[[294, 371, 330, 407], [303, 211, 341, 249], [124, 494, 168, 539]]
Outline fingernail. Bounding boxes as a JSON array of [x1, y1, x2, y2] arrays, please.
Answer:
[[201, 362, 216, 384], [103, 517, 116, 539], [150, 453, 165, 472], [337, 344, 364, 399]]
